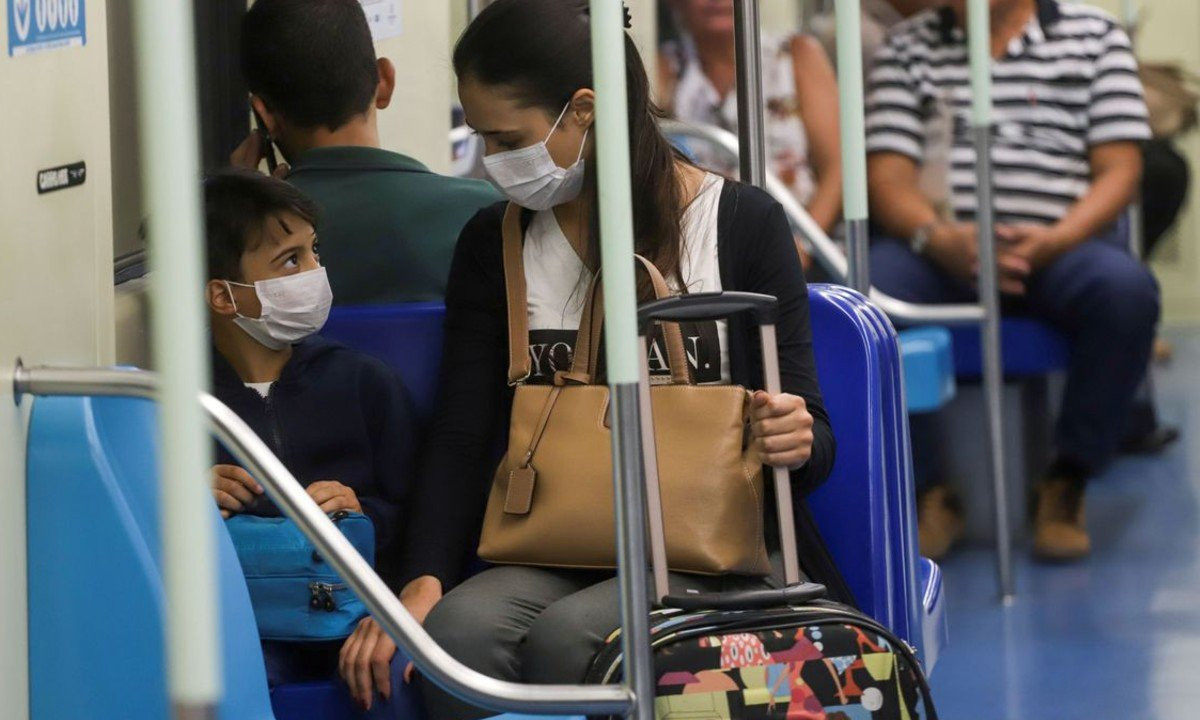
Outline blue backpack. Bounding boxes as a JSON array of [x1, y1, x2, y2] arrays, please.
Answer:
[[226, 511, 374, 641]]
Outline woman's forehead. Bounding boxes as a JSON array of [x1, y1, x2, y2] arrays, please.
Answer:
[[459, 79, 550, 130]]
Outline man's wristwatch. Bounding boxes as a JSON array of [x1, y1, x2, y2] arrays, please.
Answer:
[[910, 222, 938, 256]]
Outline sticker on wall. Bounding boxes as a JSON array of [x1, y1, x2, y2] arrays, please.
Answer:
[[359, 0, 401, 41], [7, 0, 87, 57], [36, 161, 86, 194]]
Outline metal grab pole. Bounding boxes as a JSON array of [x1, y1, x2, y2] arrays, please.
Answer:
[[834, 0, 871, 293], [1123, 0, 1145, 259], [589, 2, 655, 720], [129, 0, 221, 716], [967, 0, 1015, 602], [733, 0, 767, 187]]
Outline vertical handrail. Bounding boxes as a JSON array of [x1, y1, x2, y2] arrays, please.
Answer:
[[129, 0, 221, 716], [1123, 0, 1145, 259], [588, 2, 655, 719], [967, 0, 1015, 603], [834, 0, 872, 294], [733, 0, 767, 187]]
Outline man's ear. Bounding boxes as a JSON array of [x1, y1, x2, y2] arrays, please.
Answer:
[[207, 279, 238, 317], [375, 58, 397, 110], [569, 89, 596, 130], [250, 95, 281, 137]]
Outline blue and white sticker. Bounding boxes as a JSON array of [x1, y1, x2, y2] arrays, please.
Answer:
[[8, 0, 86, 57]]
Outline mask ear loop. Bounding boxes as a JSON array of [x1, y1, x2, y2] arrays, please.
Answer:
[[223, 280, 246, 318], [545, 101, 574, 143], [550, 100, 590, 167]]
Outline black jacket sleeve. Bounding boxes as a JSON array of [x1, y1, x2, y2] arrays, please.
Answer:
[[723, 184, 836, 495], [357, 357, 417, 589], [398, 205, 510, 589]]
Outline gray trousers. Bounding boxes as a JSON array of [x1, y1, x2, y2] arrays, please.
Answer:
[[420, 561, 782, 720]]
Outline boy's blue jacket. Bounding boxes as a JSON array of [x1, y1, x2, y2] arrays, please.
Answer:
[[212, 335, 414, 589]]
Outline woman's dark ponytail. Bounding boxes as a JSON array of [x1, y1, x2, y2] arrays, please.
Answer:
[[455, 0, 688, 287]]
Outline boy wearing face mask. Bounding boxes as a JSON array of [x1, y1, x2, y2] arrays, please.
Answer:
[[203, 169, 416, 684]]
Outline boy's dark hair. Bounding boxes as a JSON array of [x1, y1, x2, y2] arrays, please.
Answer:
[[241, 0, 379, 131], [204, 169, 319, 281]]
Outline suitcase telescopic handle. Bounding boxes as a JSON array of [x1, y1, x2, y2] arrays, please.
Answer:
[[634, 291, 804, 605], [636, 291, 777, 333]]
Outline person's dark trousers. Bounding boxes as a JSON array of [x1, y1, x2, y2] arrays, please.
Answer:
[[1141, 138, 1191, 258], [870, 230, 1160, 478]]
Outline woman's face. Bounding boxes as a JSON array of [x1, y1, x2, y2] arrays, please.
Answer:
[[673, 0, 735, 42], [458, 76, 594, 171]]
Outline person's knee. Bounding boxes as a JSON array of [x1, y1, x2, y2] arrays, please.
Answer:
[[519, 600, 600, 684], [1087, 260, 1161, 337], [423, 591, 488, 667]]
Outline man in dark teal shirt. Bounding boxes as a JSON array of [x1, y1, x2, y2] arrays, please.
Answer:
[[234, 0, 500, 304]]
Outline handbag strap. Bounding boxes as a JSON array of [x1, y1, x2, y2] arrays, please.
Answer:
[[567, 261, 690, 386], [501, 202, 690, 386]]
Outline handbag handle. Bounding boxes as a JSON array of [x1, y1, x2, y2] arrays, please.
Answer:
[[501, 203, 690, 386], [565, 260, 690, 386]]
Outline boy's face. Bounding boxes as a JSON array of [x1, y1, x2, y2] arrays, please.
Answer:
[[208, 210, 320, 320]]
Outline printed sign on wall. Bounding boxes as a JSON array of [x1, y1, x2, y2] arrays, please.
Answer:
[[8, 0, 86, 57], [359, 0, 401, 42]]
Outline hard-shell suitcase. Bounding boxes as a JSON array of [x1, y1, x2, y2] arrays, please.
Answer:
[[585, 292, 938, 720]]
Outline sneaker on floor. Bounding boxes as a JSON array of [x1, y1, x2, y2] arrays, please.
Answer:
[[1033, 476, 1090, 562], [918, 486, 965, 561]]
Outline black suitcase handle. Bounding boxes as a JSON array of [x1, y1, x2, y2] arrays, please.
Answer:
[[637, 291, 778, 333], [663, 582, 828, 611]]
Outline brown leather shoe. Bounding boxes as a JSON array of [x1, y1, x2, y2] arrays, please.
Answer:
[[918, 486, 966, 560], [1033, 477, 1090, 561]]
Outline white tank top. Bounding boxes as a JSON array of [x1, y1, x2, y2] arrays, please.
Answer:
[[522, 174, 730, 386]]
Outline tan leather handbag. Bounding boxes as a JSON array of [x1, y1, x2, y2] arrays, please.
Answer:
[[477, 205, 771, 576]]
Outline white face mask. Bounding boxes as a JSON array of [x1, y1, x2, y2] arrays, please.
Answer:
[[482, 102, 589, 211], [224, 266, 333, 350]]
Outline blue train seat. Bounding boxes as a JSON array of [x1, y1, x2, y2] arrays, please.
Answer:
[[322, 302, 447, 424], [808, 285, 945, 668], [899, 327, 956, 413], [26, 393, 275, 720], [948, 318, 1069, 378], [858, 302, 949, 668]]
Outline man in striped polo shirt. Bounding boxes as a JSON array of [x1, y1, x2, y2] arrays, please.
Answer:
[[864, 0, 1160, 561]]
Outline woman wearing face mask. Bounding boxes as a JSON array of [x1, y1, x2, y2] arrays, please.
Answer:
[[335, 1, 844, 716]]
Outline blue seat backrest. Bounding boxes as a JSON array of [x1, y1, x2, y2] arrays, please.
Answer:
[[805, 286, 896, 630], [826, 287, 925, 652], [323, 302, 447, 425], [27, 393, 275, 720]]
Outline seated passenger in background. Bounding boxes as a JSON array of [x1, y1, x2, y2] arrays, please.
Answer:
[[658, 0, 844, 238], [202, 169, 415, 683], [234, 0, 500, 304], [865, 0, 1159, 561]]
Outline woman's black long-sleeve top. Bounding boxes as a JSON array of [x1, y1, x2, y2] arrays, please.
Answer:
[[400, 181, 851, 602]]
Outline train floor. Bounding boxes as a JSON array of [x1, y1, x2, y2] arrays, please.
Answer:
[[930, 328, 1200, 719]]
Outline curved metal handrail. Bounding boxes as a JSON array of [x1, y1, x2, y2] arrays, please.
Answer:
[[659, 119, 985, 325], [12, 364, 635, 717]]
